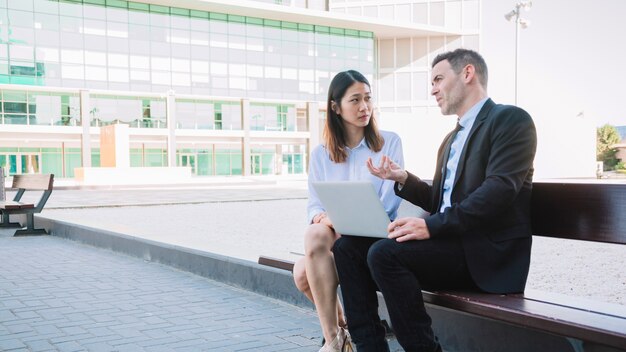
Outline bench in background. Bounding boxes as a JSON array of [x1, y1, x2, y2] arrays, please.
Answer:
[[0, 174, 54, 236], [258, 181, 626, 352]]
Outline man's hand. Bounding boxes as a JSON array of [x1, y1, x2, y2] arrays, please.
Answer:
[[388, 217, 431, 242], [367, 155, 408, 184]]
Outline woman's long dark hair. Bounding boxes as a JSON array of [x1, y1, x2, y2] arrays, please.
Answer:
[[324, 70, 383, 163]]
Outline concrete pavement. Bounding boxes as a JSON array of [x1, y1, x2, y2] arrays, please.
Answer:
[[0, 228, 323, 351], [0, 178, 405, 351]]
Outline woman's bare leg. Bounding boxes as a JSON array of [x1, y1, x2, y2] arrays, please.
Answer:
[[294, 257, 346, 328], [303, 224, 341, 345]]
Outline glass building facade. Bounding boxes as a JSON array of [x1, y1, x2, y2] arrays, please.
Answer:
[[0, 0, 374, 99], [0, 0, 478, 180], [0, 0, 376, 178]]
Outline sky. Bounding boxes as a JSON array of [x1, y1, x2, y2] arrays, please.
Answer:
[[480, 0, 626, 127]]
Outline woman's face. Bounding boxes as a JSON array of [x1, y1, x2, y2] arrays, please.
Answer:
[[335, 81, 372, 129]]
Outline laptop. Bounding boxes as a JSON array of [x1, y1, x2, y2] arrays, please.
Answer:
[[311, 181, 391, 238]]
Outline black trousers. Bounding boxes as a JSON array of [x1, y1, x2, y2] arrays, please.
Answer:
[[333, 235, 475, 352]]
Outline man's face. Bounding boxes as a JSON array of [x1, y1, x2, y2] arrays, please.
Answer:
[[431, 60, 465, 116]]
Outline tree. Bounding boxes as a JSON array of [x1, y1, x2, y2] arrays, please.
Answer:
[[597, 124, 621, 170]]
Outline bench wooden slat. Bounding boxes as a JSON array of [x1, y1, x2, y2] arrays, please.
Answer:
[[11, 174, 54, 191], [258, 256, 295, 272], [531, 182, 626, 244], [0, 201, 35, 210], [515, 289, 626, 320], [422, 290, 626, 349]]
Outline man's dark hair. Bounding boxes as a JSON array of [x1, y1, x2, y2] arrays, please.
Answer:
[[432, 48, 488, 88]]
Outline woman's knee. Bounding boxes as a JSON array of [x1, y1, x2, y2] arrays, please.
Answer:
[[303, 224, 335, 254], [292, 257, 309, 292]]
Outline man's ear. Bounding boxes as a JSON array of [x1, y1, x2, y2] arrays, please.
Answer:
[[463, 64, 476, 83]]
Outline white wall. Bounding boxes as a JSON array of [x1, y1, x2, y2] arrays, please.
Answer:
[[379, 109, 598, 181]]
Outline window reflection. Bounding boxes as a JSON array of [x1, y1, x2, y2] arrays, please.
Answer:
[[2, 1, 374, 107]]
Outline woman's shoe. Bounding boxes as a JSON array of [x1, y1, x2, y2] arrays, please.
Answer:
[[318, 327, 354, 352]]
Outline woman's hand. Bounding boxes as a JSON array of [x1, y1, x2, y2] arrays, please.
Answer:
[[367, 155, 408, 184], [313, 212, 334, 229]]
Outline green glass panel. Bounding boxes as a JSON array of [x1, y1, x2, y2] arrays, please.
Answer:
[[298, 23, 314, 32], [197, 153, 210, 176], [170, 7, 189, 17], [64, 152, 81, 178], [149, 4, 169, 14], [209, 12, 227, 21], [105, 0, 127, 8], [145, 153, 164, 167], [84, 0, 105, 5], [281, 21, 297, 30], [41, 148, 62, 152], [261, 154, 273, 175], [0, 156, 5, 177], [359, 31, 373, 38], [40, 152, 63, 176], [228, 14, 244, 23], [190, 10, 208, 19], [0, 75, 9, 84], [330, 27, 344, 35], [128, 2, 149, 11], [264, 19, 280, 28], [345, 29, 359, 37], [130, 153, 142, 167], [246, 17, 262, 26], [215, 154, 230, 175], [294, 154, 303, 174], [10, 76, 39, 85], [315, 25, 330, 33], [0, 148, 18, 152], [18, 147, 39, 152], [91, 150, 100, 167], [230, 153, 242, 175]]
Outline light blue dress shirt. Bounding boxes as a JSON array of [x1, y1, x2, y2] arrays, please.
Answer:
[[440, 98, 488, 213], [307, 130, 404, 223]]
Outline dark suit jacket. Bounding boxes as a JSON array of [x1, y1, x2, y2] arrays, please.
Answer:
[[395, 98, 537, 293]]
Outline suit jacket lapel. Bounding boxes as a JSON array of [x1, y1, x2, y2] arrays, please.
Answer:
[[452, 99, 495, 190]]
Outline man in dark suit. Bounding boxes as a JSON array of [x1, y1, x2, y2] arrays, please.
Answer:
[[332, 48, 537, 351]]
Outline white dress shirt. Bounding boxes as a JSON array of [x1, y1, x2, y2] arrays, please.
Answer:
[[440, 97, 488, 212]]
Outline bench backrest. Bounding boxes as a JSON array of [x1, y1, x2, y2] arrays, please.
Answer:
[[531, 182, 626, 245], [12, 174, 54, 191], [11, 174, 54, 211]]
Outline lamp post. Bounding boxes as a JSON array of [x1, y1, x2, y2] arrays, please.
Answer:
[[504, 1, 532, 105]]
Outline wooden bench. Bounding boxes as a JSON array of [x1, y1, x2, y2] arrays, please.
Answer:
[[258, 181, 626, 351], [0, 174, 54, 236]]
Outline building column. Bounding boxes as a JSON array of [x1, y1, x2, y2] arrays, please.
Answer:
[[166, 90, 176, 167], [307, 102, 320, 174], [241, 99, 251, 176], [275, 144, 283, 175], [79, 90, 91, 168]]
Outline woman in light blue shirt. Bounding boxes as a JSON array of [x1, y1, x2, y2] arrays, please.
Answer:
[[292, 70, 403, 352]]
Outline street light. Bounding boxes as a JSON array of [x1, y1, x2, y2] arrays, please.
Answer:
[[504, 1, 532, 105]]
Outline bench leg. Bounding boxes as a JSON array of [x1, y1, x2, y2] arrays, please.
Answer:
[[0, 213, 22, 228], [13, 213, 48, 236], [566, 338, 584, 352]]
